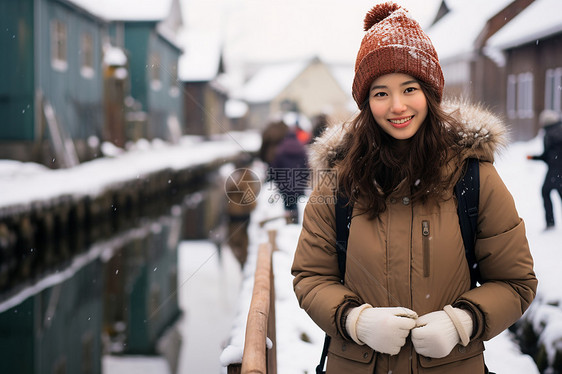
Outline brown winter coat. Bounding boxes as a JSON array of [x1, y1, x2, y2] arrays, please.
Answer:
[[292, 100, 537, 374]]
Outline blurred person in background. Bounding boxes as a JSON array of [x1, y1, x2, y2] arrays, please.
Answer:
[[259, 120, 289, 167], [269, 123, 309, 224], [225, 156, 260, 268], [527, 109, 562, 230], [310, 113, 330, 144]]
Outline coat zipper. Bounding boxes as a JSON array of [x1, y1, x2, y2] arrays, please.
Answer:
[[422, 220, 430, 277]]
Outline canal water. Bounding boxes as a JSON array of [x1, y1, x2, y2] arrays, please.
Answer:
[[175, 240, 242, 374], [0, 170, 237, 374]]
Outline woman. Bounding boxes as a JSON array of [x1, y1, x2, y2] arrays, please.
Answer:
[[291, 3, 537, 374]]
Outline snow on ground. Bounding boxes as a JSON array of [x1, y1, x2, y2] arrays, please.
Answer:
[[176, 240, 243, 374], [221, 135, 561, 374], [102, 355, 171, 374], [0, 131, 261, 209]]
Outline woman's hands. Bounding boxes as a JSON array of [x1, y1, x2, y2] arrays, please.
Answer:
[[411, 306, 473, 358], [345, 304, 418, 355], [345, 304, 473, 358]]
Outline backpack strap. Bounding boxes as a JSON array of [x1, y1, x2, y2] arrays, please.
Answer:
[[316, 193, 353, 374], [335, 193, 352, 280], [316, 335, 331, 374], [454, 158, 481, 289]]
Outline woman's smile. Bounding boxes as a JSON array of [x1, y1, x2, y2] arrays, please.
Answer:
[[388, 115, 414, 128]]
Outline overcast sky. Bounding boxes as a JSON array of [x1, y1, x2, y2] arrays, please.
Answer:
[[181, 0, 441, 68]]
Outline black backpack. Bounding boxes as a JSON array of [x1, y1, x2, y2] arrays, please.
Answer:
[[316, 158, 481, 374]]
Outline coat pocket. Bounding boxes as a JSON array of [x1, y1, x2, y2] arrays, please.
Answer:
[[326, 336, 375, 372], [418, 340, 485, 370]]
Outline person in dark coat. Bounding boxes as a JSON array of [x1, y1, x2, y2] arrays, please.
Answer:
[[259, 120, 289, 167], [310, 113, 329, 144], [269, 129, 309, 224], [528, 109, 562, 229], [225, 163, 260, 268]]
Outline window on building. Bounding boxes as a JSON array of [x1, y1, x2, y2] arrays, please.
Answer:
[[169, 62, 179, 97], [507, 74, 517, 119], [545, 68, 562, 112], [149, 285, 161, 317], [51, 19, 68, 71], [80, 32, 95, 78], [150, 53, 162, 91], [517, 72, 534, 119]]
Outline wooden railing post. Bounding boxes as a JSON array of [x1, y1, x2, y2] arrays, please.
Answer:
[[226, 230, 278, 374], [266, 229, 277, 373], [240, 242, 276, 374], [267, 229, 277, 252]]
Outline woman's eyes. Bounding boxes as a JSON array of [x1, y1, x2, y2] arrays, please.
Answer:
[[372, 87, 418, 97]]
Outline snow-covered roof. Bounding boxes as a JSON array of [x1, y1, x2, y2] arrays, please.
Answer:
[[66, 0, 173, 22], [178, 31, 223, 82], [486, 0, 562, 50], [240, 60, 309, 104], [427, 0, 513, 63], [65, 0, 182, 50]]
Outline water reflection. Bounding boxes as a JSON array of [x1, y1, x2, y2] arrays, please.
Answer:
[[0, 172, 227, 373]]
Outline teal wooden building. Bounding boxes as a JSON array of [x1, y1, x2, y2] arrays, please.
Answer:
[[0, 0, 107, 167], [0, 0, 183, 168], [99, 0, 184, 143]]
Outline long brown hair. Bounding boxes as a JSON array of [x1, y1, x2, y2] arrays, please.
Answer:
[[336, 79, 463, 219]]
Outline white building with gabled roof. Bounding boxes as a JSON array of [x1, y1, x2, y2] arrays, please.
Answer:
[[236, 57, 354, 130]]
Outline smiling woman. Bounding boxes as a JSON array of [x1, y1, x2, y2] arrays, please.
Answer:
[[291, 2, 537, 374]]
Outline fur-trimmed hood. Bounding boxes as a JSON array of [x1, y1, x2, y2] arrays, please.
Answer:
[[308, 99, 507, 171]]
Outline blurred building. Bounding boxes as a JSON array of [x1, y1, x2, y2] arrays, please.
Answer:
[[428, 0, 562, 141], [105, 0, 184, 144], [236, 56, 354, 130], [178, 31, 230, 137], [485, 0, 562, 140], [0, 0, 184, 168]]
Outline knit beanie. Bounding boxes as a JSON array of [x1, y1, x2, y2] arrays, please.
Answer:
[[352, 2, 444, 108]]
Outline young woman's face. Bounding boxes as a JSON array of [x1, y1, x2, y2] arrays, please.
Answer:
[[368, 73, 428, 140]]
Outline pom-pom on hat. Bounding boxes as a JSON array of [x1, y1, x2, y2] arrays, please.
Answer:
[[352, 2, 444, 108]]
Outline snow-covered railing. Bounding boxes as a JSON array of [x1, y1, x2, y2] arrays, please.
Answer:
[[227, 239, 277, 374]]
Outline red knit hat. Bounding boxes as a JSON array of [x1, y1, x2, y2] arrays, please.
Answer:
[[352, 2, 444, 107]]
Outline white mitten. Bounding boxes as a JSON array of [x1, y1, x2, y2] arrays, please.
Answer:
[[345, 304, 418, 355], [411, 305, 473, 358]]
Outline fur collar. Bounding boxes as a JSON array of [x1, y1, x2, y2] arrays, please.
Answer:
[[308, 99, 507, 171]]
